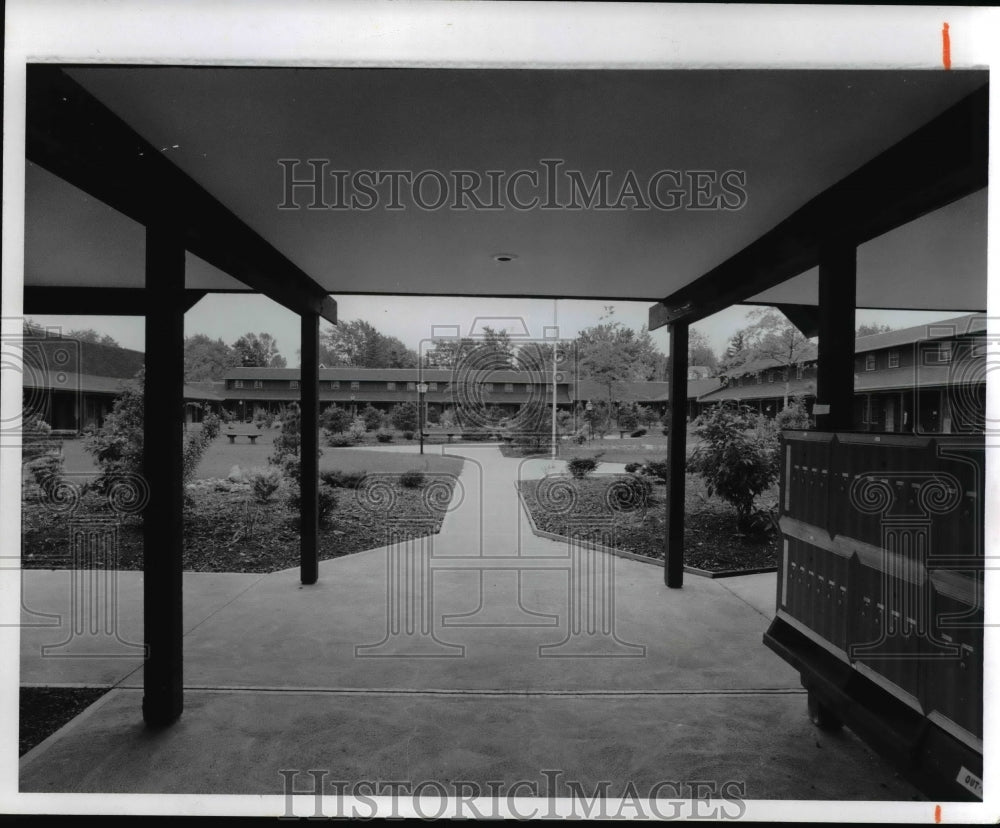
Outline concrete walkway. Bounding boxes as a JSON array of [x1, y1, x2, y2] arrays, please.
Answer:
[[19, 445, 922, 800]]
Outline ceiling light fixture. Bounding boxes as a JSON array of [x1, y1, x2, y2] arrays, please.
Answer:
[[493, 254, 517, 263]]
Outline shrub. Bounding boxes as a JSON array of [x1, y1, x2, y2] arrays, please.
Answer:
[[426, 406, 441, 425], [25, 452, 65, 498], [253, 409, 275, 429], [83, 369, 145, 487], [376, 431, 393, 443], [400, 469, 425, 488], [574, 433, 587, 445], [774, 397, 812, 431], [320, 404, 352, 435], [360, 404, 383, 432], [389, 401, 419, 433], [617, 405, 639, 432], [568, 457, 599, 479], [640, 459, 670, 482], [636, 405, 659, 427], [321, 470, 366, 489], [269, 402, 301, 466], [624, 462, 642, 473], [438, 409, 455, 428], [249, 465, 282, 502], [687, 404, 779, 532], [461, 431, 489, 441], [182, 412, 221, 484], [348, 417, 367, 443], [22, 413, 59, 465], [630, 428, 647, 438], [287, 483, 338, 528], [662, 427, 669, 436], [401, 430, 415, 441], [328, 435, 352, 448]]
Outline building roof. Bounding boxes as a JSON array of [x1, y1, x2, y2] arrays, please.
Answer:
[[21, 370, 225, 401], [853, 313, 985, 354], [574, 380, 671, 404], [699, 377, 817, 404], [225, 366, 572, 384]]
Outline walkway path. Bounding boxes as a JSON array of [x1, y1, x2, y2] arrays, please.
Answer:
[[18, 444, 922, 801]]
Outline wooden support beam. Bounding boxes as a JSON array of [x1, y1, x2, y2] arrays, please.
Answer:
[[665, 322, 688, 589], [26, 66, 336, 324], [300, 312, 320, 585], [815, 244, 857, 431], [141, 225, 186, 727], [23, 286, 211, 316], [650, 84, 988, 329]]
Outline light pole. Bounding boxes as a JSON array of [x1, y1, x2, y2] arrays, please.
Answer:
[[417, 382, 428, 455], [585, 400, 593, 442]]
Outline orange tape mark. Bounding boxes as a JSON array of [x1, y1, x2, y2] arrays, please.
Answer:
[[942, 23, 951, 70], [935, 803, 942, 823]]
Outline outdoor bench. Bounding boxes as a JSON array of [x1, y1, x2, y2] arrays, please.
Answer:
[[225, 432, 259, 445]]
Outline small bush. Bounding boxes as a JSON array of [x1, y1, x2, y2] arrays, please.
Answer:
[[249, 466, 282, 503], [401, 430, 415, 441], [376, 431, 393, 443], [461, 431, 488, 441], [630, 428, 647, 438], [348, 418, 367, 443], [389, 401, 419, 433], [287, 483, 338, 528], [568, 457, 599, 479], [574, 433, 587, 445], [320, 404, 352, 435], [662, 427, 669, 436], [624, 462, 642, 473], [400, 469, 426, 488], [328, 435, 352, 448], [321, 470, 367, 489], [26, 452, 65, 498], [641, 459, 670, 482], [360, 404, 383, 432]]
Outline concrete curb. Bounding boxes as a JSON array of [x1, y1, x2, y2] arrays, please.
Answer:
[[514, 480, 777, 580]]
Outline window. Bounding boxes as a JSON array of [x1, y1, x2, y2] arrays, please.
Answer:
[[938, 343, 952, 363], [484, 383, 494, 392], [387, 382, 396, 391], [524, 384, 532, 392], [407, 382, 416, 391], [429, 382, 438, 391], [290, 380, 299, 389], [504, 383, 514, 392], [253, 380, 263, 389], [330, 381, 340, 390], [865, 354, 876, 372], [233, 380, 244, 389], [350, 381, 359, 390], [755, 372, 762, 385], [888, 350, 900, 368], [767, 371, 774, 383], [795, 364, 804, 380]]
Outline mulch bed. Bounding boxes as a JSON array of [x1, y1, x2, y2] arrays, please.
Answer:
[[19, 686, 109, 756], [517, 473, 778, 573], [21, 477, 458, 574]]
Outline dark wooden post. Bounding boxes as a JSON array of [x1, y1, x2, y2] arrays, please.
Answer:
[[142, 225, 186, 726], [300, 312, 320, 585], [665, 322, 688, 588], [816, 244, 857, 432]]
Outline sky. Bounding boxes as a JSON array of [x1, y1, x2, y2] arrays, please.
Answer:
[[31, 298, 968, 366]]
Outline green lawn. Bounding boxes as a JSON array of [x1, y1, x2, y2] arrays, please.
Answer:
[[48, 427, 463, 481]]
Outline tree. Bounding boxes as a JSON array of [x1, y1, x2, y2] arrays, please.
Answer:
[[730, 309, 815, 408], [320, 404, 352, 435], [687, 404, 779, 532], [856, 322, 893, 337], [184, 334, 239, 381], [688, 329, 718, 373], [65, 328, 121, 348], [423, 336, 478, 369], [321, 319, 418, 368], [233, 332, 286, 367], [389, 401, 418, 432], [480, 326, 515, 368], [577, 308, 664, 405]]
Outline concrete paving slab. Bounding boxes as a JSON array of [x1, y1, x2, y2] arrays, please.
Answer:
[[19, 687, 923, 799], [20, 571, 264, 686]]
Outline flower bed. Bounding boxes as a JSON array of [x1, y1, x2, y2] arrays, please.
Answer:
[[517, 473, 778, 574]]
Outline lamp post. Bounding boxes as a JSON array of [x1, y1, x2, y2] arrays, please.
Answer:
[[417, 382, 428, 455], [585, 400, 593, 442]]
